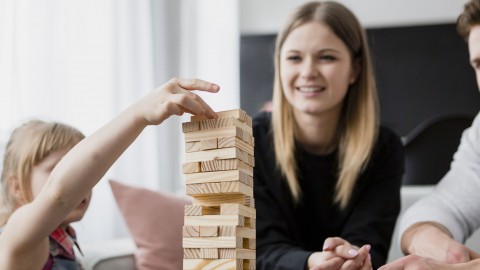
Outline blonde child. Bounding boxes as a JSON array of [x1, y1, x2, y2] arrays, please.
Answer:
[[0, 78, 219, 270]]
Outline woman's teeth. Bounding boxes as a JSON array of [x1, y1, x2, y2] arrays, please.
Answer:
[[297, 87, 325, 93]]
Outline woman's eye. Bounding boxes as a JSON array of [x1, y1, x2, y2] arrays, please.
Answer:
[[319, 55, 336, 61], [286, 56, 301, 61]]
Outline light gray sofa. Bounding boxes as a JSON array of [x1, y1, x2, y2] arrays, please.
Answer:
[[388, 185, 480, 262], [79, 238, 136, 270], [80, 186, 480, 270]]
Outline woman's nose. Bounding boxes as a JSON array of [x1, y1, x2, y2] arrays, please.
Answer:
[[300, 58, 318, 79]]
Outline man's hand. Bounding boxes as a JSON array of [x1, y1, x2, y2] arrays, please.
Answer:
[[401, 222, 475, 263]]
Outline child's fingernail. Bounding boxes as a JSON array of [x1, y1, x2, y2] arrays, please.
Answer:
[[323, 243, 330, 250], [348, 249, 358, 256], [366, 244, 371, 251], [207, 110, 217, 118]]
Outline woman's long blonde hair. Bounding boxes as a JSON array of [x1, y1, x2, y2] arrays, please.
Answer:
[[272, 1, 379, 208], [0, 120, 84, 225]]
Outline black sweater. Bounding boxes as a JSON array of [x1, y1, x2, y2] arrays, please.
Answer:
[[254, 112, 404, 270]]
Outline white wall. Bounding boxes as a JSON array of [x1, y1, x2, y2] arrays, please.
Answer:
[[240, 0, 469, 34], [180, 0, 240, 111]]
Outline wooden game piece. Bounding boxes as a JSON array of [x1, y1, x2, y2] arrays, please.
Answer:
[[199, 226, 218, 237], [184, 170, 252, 186], [184, 215, 245, 227], [183, 259, 243, 270], [190, 109, 252, 126], [183, 162, 201, 174], [183, 226, 200, 237], [200, 159, 253, 176], [220, 204, 256, 219], [191, 194, 254, 207], [184, 126, 254, 146], [219, 248, 256, 260]]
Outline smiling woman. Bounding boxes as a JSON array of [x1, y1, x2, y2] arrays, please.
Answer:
[[253, 2, 405, 270]]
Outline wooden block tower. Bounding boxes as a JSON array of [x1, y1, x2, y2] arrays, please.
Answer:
[[182, 109, 256, 270]]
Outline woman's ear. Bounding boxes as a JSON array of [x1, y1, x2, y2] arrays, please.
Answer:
[[349, 58, 361, 85]]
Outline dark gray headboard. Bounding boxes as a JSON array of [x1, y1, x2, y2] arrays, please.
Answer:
[[240, 23, 480, 136]]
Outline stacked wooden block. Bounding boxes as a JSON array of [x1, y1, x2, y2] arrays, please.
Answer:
[[182, 109, 256, 270]]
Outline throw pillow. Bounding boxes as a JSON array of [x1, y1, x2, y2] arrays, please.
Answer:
[[109, 180, 190, 270]]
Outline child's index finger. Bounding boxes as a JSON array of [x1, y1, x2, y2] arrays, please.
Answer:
[[176, 78, 220, 93]]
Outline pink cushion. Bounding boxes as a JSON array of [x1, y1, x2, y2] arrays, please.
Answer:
[[109, 180, 190, 270]]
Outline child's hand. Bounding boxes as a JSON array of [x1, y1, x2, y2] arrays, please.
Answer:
[[136, 78, 220, 125]]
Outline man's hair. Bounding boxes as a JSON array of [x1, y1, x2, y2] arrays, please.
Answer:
[[457, 0, 480, 40]]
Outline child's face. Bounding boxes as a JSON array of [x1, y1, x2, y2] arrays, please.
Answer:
[[30, 147, 92, 227]]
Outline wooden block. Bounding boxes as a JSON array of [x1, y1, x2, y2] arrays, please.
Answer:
[[187, 181, 253, 197], [185, 205, 219, 216], [218, 226, 237, 237], [184, 147, 241, 163], [185, 146, 254, 167], [196, 117, 253, 135], [201, 248, 219, 259], [184, 215, 245, 227], [245, 217, 256, 229], [219, 248, 256, 260], [184, 126, 253, 146], [183, 162, 201, 174], [245, 259, 256, 270], [220, 181, 253, 197], [221, 204, 256, 219], [184, 248, 201, 259], [185, 205, 203, 216], [200, 138, 218, 150], [182, 121, 200, 132], [185, 170, 253, 187], [190, 109, 252, 126], [186, 182, 221, 196], [185, 138, 218, 153], [218, 226, 255, 239], [246, 153, 255, 167], [217, 136, 254, 155], [183, 236, 242, 248], [201, 159, 253, 176], [200, 226, 218, 237], [185, 141, 201, 153], [247, 239, 256, 250], [183, 259, 242, 270], [183, 226, 200, 237], [192, 194, 253, 207]]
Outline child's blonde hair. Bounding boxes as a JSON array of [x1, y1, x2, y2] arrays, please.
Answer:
[[0, 120, 85, 225]]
